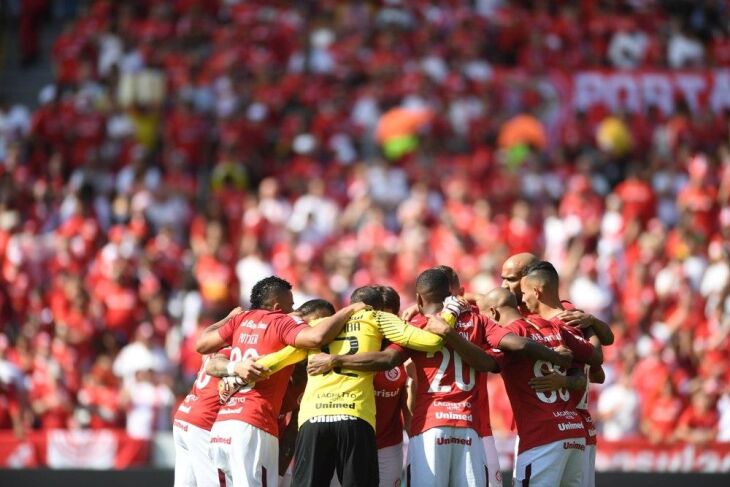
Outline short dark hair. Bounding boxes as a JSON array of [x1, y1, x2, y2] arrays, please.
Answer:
[[523, 261, 560, 287], [415, 268, 451, 304], [250, 276, 292, 310], [350, 286, 384, 309], [295, 299, 335, 318], [434, 265, 460, 290], [379, 286, 400, 314]]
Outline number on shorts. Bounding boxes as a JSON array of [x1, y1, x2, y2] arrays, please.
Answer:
[[533, 360, 569, 403], [427, 348, 475, 393]]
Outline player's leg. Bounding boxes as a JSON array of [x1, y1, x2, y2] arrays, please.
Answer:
[[208, 421, 233, 487], [583, 444, 596, 487], [186, 422, 220, 487], [448, 427, 487, 487], [173, 424, 196, 487], [514, 439, 570, 487], [229, 422, 279, 487], [511, 436, 519, 485], [377, 443, 403, 487], [335, 418, 378, 487], [481, 435, 503, 487], [293, 419, 337, 487], [405, 427, 449, 486], [559, 439, 586, 487]]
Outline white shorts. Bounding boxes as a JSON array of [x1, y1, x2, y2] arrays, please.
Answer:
[[583, 444, 596, 487], [481, 435, 503, 487], [209, 420, 278, 487], [173, 420, 219, 487], [406, 427, 485, 487], [514, 438, 586, 487], [379, 443, 403, 487]]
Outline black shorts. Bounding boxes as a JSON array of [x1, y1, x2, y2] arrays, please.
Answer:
[[293, 415, 378, 487]]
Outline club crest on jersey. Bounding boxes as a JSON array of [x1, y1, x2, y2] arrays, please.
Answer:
[[385, 367, 402, 381]]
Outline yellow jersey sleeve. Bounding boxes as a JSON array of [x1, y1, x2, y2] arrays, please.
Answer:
[[375, 311, 444, 352], [256, 346, 308, 374]]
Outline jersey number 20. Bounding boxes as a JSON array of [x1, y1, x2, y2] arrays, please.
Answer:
[[427, 348, 475, 393]]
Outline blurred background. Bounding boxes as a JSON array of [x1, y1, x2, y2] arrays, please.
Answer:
[[0, 0, 729, 479]]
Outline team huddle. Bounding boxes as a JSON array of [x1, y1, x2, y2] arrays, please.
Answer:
[[171, 253, 614, 487]]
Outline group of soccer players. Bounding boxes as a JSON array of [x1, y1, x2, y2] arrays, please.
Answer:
[[171, 252, 614, 487]]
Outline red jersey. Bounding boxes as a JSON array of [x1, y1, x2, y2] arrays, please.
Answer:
[[492, 317, 594, 453], [174, 349, 231, 432], [374, 365, 407, 449], [554, 315, 597, 447], [395, 310, 510, 436], [214, 309, 307, 436]]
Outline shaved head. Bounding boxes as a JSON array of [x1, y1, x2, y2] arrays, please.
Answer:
[[482, 287, 521, 325], [501, 252, 539, 302], [483, 287, 519, 309]]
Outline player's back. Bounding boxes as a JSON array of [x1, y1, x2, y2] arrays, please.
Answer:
[[495, 317, 585, 453], [175, 349, 231, 431], [406, 311, 485, 435], [298, 309, 390, 429], [216, 309, 305, 436]]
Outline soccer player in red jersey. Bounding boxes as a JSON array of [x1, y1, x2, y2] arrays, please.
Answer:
[[481, 287, 602, 487], [195, 276, 362, 487], [521, 261, 611, 487], [308, 270, 571, 487], [374, 286, 411, 487], [173, 337, 237, 487]]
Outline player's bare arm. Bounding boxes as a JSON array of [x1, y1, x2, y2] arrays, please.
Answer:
[[205, 353, 270, 382], [294, 302, 370, 348], [306, 348, 405, 375], [557, 309, 614, 345], [497, 334, 573, 369], [195, 306, 244, 353], [528, 367, 587, 393], [589, 365, 605, 384], [424, 314, 498, 372]]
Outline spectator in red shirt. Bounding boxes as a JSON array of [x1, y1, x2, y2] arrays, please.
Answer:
[[676, 389, 720, 445]]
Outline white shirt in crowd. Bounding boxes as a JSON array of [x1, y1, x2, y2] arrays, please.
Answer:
[[597, 379, 641, 440]]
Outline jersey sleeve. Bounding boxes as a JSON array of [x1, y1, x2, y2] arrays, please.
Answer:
[[375, 311, 443, 352], [483, 318, 512, 348], [560, 327, 594, 363], [217, 315, 239, 345], [275, 315, 309, 346], [256, 346, 308, 374]]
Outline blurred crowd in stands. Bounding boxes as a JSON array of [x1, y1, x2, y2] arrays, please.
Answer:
[[0, 0, 729, 447]]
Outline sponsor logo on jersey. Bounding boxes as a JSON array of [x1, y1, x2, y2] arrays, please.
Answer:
[[563, 441, 586, 451], [436, 436, 473, 446], [435, 412, 473, 421], [239, 319, 267, 330], [219, 407, 243, 415], [308, 415, 357, 423], [385, 367, 401, 381], [316, 391, 357, 400], [178, 404, 192, 414], [375, 389, 400, 398], [315, 402, 356, 410], [434, 400, 471, 410], [557, 422, 585, 431], [553, 410, 578, 419]]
